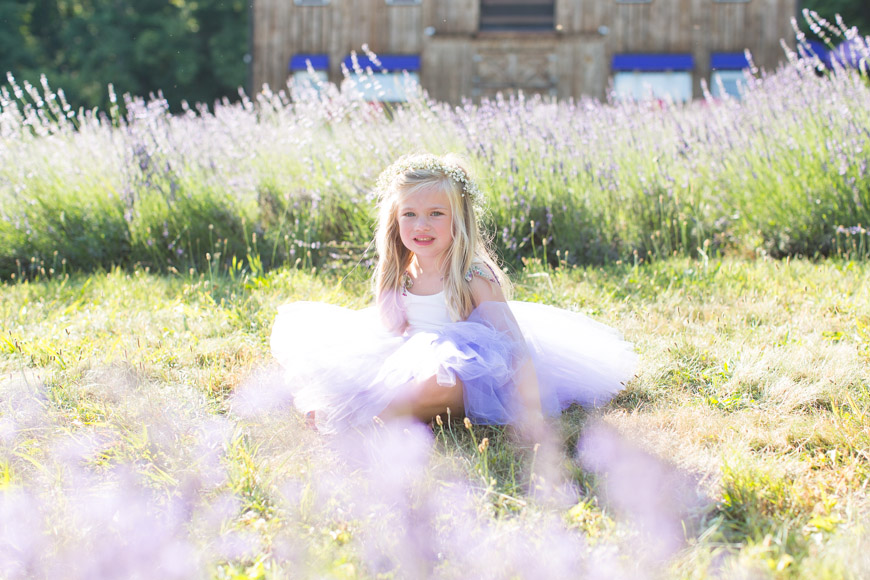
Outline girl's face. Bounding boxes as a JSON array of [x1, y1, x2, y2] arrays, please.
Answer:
[[397, 185, 454, 266]]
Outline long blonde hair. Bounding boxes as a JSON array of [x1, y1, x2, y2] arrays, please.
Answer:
[[373, 153, 509, 332]]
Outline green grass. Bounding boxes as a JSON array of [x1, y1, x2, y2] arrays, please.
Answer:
[[1, 256, 869, 578]]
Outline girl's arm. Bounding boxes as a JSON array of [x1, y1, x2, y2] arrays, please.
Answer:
[[469, 276, 545, 425]]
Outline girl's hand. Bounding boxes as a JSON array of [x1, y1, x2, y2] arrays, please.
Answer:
[[468, 272, 545, 433]]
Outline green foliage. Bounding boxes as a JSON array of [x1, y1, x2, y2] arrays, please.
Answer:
[[0, 173, 130, 278], [0, 0, 249, 112], [127, 179, 251, 271]]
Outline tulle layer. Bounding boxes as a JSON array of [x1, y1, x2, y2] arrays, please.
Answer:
[[271, 301, 637, 434]]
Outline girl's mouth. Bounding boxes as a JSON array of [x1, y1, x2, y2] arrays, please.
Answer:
[[414, 237, 434, 246]]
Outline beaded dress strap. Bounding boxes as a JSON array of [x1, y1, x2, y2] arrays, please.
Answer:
[[402, 264, 499, 296], [464, 263, 500, 286], [401, 271, 412, 296]]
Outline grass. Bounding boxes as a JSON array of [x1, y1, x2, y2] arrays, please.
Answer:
[[1, 256, 868, 578]]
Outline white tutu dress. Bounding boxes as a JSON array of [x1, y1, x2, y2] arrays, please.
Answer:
[[270, 278, 637, 435]]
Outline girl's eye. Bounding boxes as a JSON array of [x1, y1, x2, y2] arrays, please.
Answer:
[[431, 211, 444, 217], [402, 212, 415, 218]]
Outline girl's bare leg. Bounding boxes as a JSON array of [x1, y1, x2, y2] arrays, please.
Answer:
[[381, 375, 465, 423]]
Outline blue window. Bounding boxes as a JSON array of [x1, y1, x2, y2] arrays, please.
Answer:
[[342, 54, 421, 102], [612, 54, 694, 102], [289, 54, 329, 94], [710, 52, 749, 99], [290, 54, 329, 72]]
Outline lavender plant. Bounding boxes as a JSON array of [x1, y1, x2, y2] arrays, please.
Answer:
[[0, 15, 868, 280]]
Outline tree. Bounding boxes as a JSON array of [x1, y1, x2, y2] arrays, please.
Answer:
[[0, 0, 250, 112]]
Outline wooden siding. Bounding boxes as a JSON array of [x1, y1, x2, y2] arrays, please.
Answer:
[[557, 37, 607, 99], [253, 0, 429, 89], [424, 0, 479, 35], [471, 37, 559, 99], [422, 37, 474, 102], [253, 0, 797, 102]]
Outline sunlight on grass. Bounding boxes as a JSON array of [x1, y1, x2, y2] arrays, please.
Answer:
[[1, 257, 868, 577]]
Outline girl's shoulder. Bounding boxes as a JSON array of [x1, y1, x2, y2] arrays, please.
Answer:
[[466, 262, 506, 305], [464, 262, 500, 286]]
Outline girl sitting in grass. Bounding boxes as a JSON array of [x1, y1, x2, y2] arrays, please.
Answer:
[[271, 153, 636, 434]]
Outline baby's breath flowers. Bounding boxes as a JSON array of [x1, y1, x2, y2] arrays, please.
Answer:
[[375, 153, 482, 206]]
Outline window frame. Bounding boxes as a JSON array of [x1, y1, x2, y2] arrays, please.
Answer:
[[290, 69, 330, 95], [710, 70, 747, 98], [288, 54, 330, 96], [341, 54, 422, 103], [612, 71, 693, 103], [343, 71, 421, 102], [478, 0, 556, 32], [709, 52, 750, 99]]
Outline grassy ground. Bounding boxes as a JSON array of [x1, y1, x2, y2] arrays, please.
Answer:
[[1, 256, 869, 578]]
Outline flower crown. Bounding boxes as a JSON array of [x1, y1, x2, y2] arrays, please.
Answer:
[[374, 154, 482, 205]]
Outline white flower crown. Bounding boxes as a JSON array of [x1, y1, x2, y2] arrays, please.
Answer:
[[374, 154, 482, 205]]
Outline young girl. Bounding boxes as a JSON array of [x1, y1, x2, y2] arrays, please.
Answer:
[[270, 153, 636, 434]]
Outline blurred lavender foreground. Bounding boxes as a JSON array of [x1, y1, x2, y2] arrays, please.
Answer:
[[1, 363, 714, 579], [1, 13, 869, 281]]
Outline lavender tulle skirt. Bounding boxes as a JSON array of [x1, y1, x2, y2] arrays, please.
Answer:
[[270, 301, 637, 434]]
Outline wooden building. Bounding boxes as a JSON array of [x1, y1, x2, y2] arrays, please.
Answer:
[[252, 0, 799, 103]]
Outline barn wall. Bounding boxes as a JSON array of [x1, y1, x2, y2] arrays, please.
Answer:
[[253, 0, 797, 102]]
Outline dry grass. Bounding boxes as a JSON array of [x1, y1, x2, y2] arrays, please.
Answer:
[[1, 256, 868, 578]]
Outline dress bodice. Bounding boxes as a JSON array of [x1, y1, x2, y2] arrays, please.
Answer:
[[402, 291, 452, 333], [399, 263, 501, 334]]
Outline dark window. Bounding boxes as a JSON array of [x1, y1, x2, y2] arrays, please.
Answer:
[[479, 0, 555, 31]]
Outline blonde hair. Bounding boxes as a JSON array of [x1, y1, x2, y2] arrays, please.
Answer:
[[373, 153, 508, 332]]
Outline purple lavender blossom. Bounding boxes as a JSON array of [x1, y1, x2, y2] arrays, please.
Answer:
[[577, 421, 708, 563]]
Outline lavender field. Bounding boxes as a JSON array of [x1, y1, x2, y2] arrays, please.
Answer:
[[1, 15, 870, 580], [1, 24, 869, 280]]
